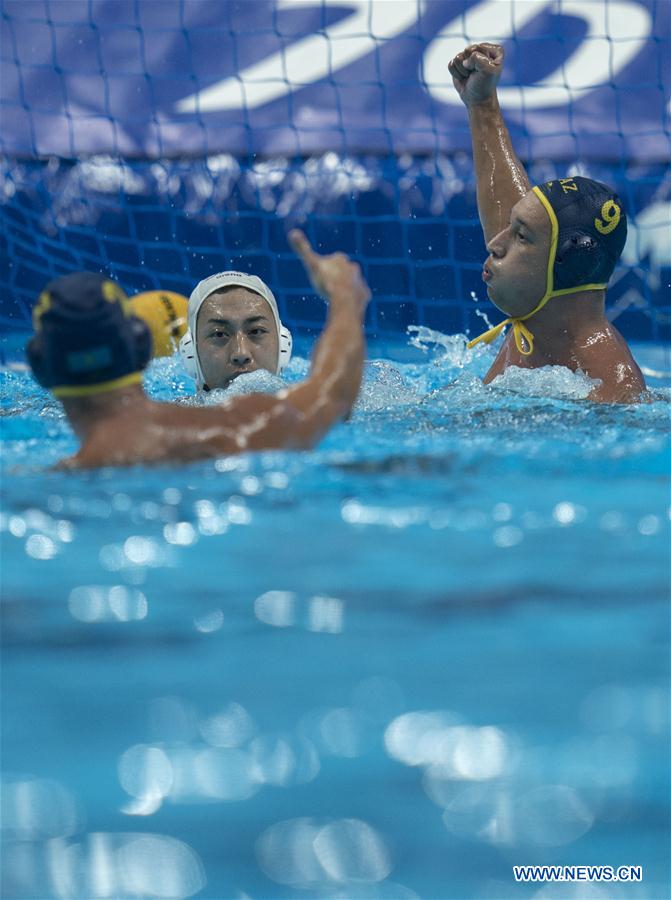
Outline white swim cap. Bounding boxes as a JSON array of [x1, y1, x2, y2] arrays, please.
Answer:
[[179, 271, 292, 389]]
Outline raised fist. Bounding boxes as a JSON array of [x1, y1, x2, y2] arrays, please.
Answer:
[[448, 43, 504, 107]]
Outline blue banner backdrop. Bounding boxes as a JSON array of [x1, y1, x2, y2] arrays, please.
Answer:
[[1, 1, 669, 347], [1, 0, 669, 162]]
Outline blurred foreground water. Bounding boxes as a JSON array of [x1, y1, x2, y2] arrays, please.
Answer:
[[1, 332, 669, 899]]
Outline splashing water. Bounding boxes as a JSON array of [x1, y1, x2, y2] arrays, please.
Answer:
[[490, 365, 599, 400], [1, 330, 669, 900]]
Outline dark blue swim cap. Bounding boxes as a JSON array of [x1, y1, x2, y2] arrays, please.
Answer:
[[26, 272, 152, 397], [532, 176, 627, 296]]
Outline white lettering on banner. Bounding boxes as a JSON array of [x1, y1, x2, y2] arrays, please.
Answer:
[[422, 0, 651, 108], [175, 0, 422, 113], [621, 202, 671, 275]]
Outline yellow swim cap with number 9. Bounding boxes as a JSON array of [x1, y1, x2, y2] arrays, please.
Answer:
[[128, 291, 188, 358]]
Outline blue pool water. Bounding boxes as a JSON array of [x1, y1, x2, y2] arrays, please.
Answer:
[[1, 331, 670, 900]]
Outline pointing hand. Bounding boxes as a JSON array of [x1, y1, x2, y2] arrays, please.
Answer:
[[289, 230, 370, 316]]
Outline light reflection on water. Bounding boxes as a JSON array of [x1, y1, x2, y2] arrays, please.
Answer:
[[1, 336, 670, 898], [2, 827, 207, 899], [256, 816, 393, 887]]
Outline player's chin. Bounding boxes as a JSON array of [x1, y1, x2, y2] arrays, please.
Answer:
[[486, 284, 505, 310], [488, 292, 516, 317]]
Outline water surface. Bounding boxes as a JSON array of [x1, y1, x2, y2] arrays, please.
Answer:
[[2, 332, 669, 899]]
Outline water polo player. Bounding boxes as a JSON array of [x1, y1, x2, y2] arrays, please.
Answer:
[[449, 42, 646, 403], [179, 273, 293, 390], [26, 231, 370, 468]]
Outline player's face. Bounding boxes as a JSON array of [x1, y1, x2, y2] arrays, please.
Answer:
[[482, 192, 550, 318], [196, 288, 280, 389]]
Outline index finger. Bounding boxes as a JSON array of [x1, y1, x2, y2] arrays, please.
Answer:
[[289, 229, 318, 267]]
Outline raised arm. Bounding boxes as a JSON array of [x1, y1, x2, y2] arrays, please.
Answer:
[[277, 230, 369, 446], [448, 43, 530, 243]]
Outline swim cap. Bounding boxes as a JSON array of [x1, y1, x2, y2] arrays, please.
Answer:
[[26, 272, 152, 397], [179, 271, 292, 389], [129, 290, 188, 357], [468, 176, 627, 356], [533, 176, 627, 296]]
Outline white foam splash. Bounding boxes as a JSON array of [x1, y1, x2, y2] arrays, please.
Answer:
[[489, 366, 599, 400], [354, 361, 418, 412], [198, 370, 286, 402], [407, 326, 470, 365]]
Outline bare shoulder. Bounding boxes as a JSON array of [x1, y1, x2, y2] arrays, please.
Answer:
[[482, 325, 648, 403], [483, 332, 524, 384], [581, 323, 647, 403]]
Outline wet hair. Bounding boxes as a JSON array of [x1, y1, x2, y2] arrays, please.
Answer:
[[26, 272, 152, 397]]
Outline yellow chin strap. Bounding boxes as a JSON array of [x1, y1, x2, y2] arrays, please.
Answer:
[[467, 186, 606, 357], [467, 316, 536, 356], [52, 371, 142, 398]]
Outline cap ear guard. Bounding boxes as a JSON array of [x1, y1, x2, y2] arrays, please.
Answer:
[[277, 325, 293, 374], [178, 330, 200, 384], [554, 232, 612, 291]]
